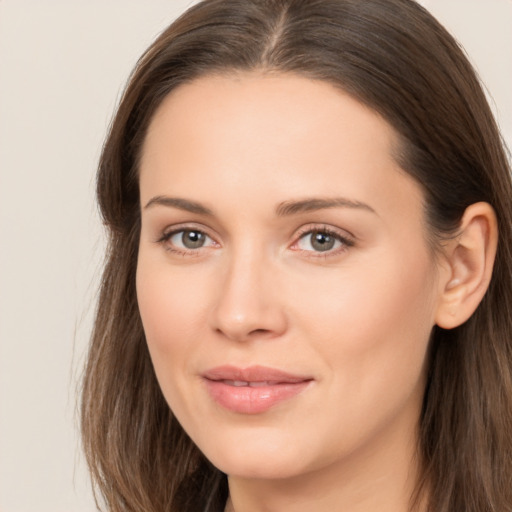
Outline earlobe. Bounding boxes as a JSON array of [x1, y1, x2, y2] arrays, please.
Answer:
[[435, 202, 498, 329]]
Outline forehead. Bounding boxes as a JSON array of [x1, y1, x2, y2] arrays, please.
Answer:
[[139, 72, 423, 227], [142, 72, 398, 169]]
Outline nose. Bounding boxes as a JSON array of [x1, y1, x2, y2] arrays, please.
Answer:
[[209, 249, 288, 342]]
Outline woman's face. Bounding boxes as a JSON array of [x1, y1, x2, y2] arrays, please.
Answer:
[[137, 73, 442, 480]]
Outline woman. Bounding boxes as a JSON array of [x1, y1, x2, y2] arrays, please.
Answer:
[[81, 0, 512, 511]]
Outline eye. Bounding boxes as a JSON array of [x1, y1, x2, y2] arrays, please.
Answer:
[[158, 228, 217, 253], [171, 229, 209, 249], [293, 227, 354, 255]]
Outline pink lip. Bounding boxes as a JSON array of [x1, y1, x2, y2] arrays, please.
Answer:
[[202, 365, 313, 414]]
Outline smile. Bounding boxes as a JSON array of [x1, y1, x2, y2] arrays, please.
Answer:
[[202, 365, 313, 414], [221, 380, 283, 387]]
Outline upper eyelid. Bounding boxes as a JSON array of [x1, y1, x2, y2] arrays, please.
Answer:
[[158, 223, 218, 241], [293, 223, 355, 242]]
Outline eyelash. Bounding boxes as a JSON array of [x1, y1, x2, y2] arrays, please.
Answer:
[[156, 225, 217, 257], [291, 225, 355, 258], [156, 224, 355, 259]]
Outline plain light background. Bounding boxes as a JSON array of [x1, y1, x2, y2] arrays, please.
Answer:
[[0, 1, 510, 511]]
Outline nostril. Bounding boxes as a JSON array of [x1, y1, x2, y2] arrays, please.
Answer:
[[215, 326, 273, 341], [250, 329, 269, 335]]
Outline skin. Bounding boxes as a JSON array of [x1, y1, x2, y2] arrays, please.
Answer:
[[136, 72, 456, 512]]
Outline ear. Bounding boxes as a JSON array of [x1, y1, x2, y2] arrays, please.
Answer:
[[435, 202, 498, 329]]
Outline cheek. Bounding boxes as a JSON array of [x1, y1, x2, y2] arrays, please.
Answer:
[[282, 249, 437, 460], [135, 256, 215, 425], [291, 244, 437, 391], [136, 256, 209, 369]]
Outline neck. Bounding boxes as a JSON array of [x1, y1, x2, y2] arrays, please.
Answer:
[[225, 416, 427, 512]]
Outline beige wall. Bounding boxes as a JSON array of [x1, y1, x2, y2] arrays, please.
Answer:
[[0, 1, 510, 511], [422, 0, 512, 146]]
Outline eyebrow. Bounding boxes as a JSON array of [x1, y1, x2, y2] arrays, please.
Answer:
[[275, 197, 377, 217], [144, 196, 213, 215], [144, 195, 377, 217]]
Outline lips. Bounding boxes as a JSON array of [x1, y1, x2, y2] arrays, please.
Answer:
[[218, 380, 285, 387], [202, 365, 313, 414]]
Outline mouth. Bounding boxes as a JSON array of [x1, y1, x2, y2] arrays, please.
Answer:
[[202, 365, 313, 414], [215, 380, 291, 387]]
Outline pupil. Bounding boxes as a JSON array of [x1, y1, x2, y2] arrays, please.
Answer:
[[182, 230, 205, 249], [312, 232, 335, 252]]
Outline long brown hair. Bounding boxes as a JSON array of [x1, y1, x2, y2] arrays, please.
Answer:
[[81, 1, 512, 510]]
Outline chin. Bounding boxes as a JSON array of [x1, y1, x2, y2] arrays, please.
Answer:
[[212, 455, 304, 480], [194, 426, 316, 480]]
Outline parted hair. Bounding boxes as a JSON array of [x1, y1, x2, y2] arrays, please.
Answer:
[[81, 1, 512, 510]]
